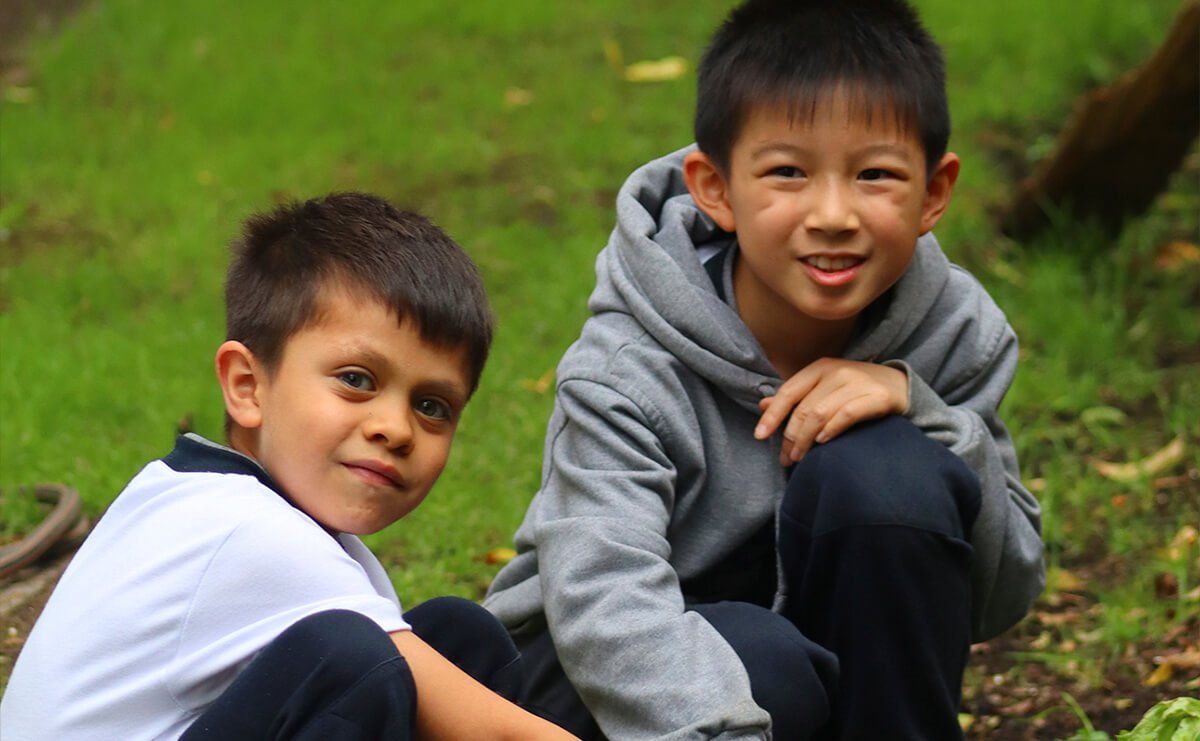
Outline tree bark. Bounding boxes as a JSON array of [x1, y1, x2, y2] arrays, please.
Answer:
[[1001, 0, 1200, 242]]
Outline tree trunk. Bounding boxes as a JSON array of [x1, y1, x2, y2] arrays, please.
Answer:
[[1001, 0, 1200, 242]]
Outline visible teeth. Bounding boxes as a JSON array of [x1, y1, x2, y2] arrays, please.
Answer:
[[807, 255, 858, 271]]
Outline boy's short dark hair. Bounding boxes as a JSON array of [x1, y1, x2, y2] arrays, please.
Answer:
[[225, 192, 493, 393], [694, 0, 950, 176]]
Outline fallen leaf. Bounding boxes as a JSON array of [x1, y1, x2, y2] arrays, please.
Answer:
[[1144, 662, 1174, 687], [504, 87, 533, 108], [2, 86, 35, 103], [1155, 572, 1179, 599], [1033, 611, 1082, 627], [1089, 436, 1186, 481], [1046, 566, 1088, 593], [485, 547, 516, 565], [957, 713, 973, 732], [1081, 405, 1128, 426], [520, 367, 555, 394], [1143, 650, 1200, 687], [1168, 649, 1200, 670], [1170, 525, 1198, 549], [624, 56, 688, 82], [1154, 240, 1200, 271], [602, 38, 623, 70]]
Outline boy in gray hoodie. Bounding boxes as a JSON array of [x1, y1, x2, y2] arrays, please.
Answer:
[[485, 1, 1045, 738]]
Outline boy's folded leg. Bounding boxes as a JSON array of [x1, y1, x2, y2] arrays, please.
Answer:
[[512, 602, 837, 741], [181, 609, 417, 741], [778, 415, 982, 741], [404, 595, 525, 702], [690, 601, 839, 740]]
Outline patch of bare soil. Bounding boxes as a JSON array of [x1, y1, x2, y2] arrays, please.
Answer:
[[0, 552, 73, 691], [963, 609, 1198, 738]]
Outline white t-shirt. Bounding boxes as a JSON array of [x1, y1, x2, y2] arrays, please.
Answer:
[[0, 435, 409, 741]]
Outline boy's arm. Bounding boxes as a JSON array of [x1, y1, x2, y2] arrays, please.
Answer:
[[531, 377, 772, 740], [390, 631, 576, 740]]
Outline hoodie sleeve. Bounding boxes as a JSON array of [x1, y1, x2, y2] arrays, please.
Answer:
[[884, 268, 1045, 641], [533, 376, 771, 740]]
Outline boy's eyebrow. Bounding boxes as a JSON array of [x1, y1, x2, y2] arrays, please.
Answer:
[[748, 140, 916, 164], [346, 345, 470, 402], [749, 141, 916, 160]]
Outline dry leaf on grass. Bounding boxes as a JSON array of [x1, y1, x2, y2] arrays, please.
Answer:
[[1089, 436, 1186, 481], [1154, 240, 1200, 271], [520, 368, 555, 394], [1144, 650, 1200, 687], [484, 547, 516, 565], [624, 56, 688, 82]]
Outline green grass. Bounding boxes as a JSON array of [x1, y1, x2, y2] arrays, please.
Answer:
[[2, 0, 1196, 701]]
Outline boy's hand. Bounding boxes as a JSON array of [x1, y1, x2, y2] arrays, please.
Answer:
[[754, 359, 908, 465]]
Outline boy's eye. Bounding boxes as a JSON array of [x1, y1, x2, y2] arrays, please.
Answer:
[[859, 168, 892, 181], [415, 397, 452, 422], [339, 371, 375, 391], [770, 166, 804, 179]]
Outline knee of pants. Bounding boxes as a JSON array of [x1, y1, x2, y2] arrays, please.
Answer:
[[405, 596, 523, 699], [782, 416, 981, 540], [273, 609, 398, 685], [691, 602, 838, 738], [405, 596, 507, 641]]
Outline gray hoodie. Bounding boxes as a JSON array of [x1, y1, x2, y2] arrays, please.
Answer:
[[485, 146, 1044, 740]]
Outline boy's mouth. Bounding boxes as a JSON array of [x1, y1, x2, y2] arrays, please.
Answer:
[[802, 255, 863, 272], [344, 460, 404, 488], [800, 254, 864, 287]]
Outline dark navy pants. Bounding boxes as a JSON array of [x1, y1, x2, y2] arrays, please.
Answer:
[[181, 596, 523, 740], [518, 416, 981, 740]]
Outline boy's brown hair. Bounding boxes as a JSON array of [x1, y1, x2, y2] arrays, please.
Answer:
[[225, 192, 493, 393]]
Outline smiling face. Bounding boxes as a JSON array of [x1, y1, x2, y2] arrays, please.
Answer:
[[685, 92, 958, 369], [219, 285, 471, 535]]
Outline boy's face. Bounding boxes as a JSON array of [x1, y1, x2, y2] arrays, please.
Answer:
[[686, 94, 958, 336], [224, 287, 471, 535]]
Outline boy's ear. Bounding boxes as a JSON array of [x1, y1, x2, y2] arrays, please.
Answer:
[[215, 340, 265, 431], [683, 150, 737, 233], [920, 152, 961, 235]]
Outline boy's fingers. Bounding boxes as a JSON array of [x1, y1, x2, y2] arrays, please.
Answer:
[[754, 375, 820, 439], [782, 389, 886, 464], [755, 394, 793, 439]]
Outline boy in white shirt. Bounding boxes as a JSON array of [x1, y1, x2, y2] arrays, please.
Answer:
[[1, 192, 576, 741]]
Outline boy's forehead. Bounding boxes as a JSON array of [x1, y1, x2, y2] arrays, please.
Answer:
[[738, 86, 922, 147], [299, 285, 473, 385]]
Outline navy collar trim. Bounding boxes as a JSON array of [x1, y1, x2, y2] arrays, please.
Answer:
[[163, 433, 287, 499]]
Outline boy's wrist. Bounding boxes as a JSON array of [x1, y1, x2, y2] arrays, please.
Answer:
[[881, 359, 913, 415]]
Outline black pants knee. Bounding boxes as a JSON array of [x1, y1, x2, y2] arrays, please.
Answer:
[[183, 597, 522, 740], [778, 415, 982, 741], [690, 601, 838, 740], [515, 602, 839, 741]]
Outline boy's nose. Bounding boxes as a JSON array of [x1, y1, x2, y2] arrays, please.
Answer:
[[362, 406, 415, 452], [803, 180, 859, 235]]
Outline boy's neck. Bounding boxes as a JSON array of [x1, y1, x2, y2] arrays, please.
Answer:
[[754, 312, 857, 380], [733, 260, 858, 379]]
